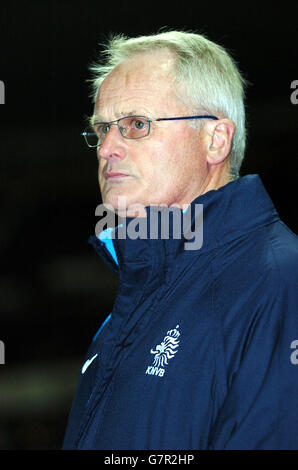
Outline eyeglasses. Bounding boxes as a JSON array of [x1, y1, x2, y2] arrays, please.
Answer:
[[82, 114, 219, 148]]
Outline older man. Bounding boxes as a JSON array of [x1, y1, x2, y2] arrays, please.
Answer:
[[63, 31, 298, 450]]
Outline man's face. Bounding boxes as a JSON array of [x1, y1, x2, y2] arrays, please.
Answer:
[[93, 50, 209, 216]]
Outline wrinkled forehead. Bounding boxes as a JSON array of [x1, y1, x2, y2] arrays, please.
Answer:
[[93, 50, 178, 122]]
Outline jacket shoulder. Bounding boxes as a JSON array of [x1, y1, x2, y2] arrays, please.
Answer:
[[268, 221, 298, 285]]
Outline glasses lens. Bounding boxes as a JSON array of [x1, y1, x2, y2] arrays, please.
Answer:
[[83, 129, 99, 147], [119, 116, 149, 139]]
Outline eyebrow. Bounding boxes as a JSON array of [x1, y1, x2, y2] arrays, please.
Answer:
[[90, 110, 148, 126]]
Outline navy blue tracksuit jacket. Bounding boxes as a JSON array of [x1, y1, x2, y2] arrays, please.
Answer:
[[63, 174, 298, 449]]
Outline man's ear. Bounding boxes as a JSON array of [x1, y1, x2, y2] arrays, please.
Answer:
[[205, 118, 236, 165]]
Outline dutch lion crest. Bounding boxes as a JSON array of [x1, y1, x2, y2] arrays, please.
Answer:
[[150, 325, 180, 368]]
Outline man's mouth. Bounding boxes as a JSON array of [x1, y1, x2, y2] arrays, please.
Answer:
[[105, 171, 131, 180]]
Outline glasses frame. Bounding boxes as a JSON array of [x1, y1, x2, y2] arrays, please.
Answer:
[[82, 114, 219, 148]]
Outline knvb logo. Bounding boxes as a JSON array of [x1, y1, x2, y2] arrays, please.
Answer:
[[0, 80, 4, 104], [145, 325, 180, 377], [0, 340, 5, 364]]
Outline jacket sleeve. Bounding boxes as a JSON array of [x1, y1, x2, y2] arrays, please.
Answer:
[[209, 242, 298, 450]]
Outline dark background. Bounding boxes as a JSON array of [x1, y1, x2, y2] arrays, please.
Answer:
[[0, 0, 297, 449]]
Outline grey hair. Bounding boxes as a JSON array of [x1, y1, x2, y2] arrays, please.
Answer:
[[88, 30, 249, 179]]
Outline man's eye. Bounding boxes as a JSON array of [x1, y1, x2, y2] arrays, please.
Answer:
[[133, 119, 146, 130], [98, 124, 110, 135]]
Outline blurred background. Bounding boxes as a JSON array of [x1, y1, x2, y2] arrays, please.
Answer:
[[0, 0, 297, 449]]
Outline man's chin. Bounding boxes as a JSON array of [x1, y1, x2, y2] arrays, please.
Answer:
[[102, 194, 148, 218]]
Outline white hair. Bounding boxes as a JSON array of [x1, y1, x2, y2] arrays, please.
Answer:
[[88, 30, 248, 179]]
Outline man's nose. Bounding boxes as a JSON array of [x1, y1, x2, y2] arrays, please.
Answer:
[[98, 125, 127, 161]]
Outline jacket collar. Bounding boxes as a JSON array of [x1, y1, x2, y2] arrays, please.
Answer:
[[89, 174, 280, 272]]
